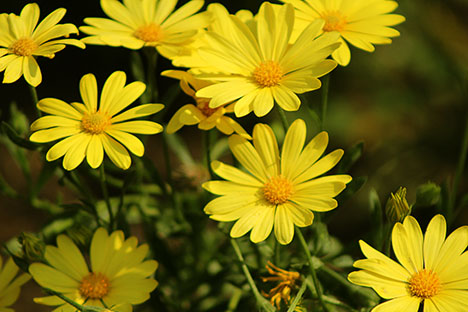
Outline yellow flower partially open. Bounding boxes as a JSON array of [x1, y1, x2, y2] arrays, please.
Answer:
[[203, 119, 351, 245], [29, 71, 164, 170], [0, 3, 85, 86]]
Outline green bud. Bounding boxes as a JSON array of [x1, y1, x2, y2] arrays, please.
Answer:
[[19, 232, 45, 263], [66, 224, 93, 248], [385, 187, 411, 223], [415, 182, 441, 207]]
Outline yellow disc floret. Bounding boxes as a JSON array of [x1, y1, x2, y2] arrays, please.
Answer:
[[79, 272, 110, 299], [81, 111, 111, 134], [408, 269, 440, 299], [263, 176, 293, 205], [134, 23, 163, 44], [10, 38, 38, 56], [321, 11, 347, 32], [253, 61, 283, 88], [197, 98, 218, 117]]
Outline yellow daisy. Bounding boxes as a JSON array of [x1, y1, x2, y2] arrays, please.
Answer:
[[203, 119, 351, 245], [348, 214, 468, 312], [193, 2, 340, 118], [29, 71, 164, 170], [281, 0, 405, 66], [29, 228, 158, 311], [162, 70, 251, 138], [80, 0, 211, 59], [0, 256, 31, 312], [0, 3, 85, 87]]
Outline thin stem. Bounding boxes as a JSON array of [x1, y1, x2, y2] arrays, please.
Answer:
[[276, 105, 290, 130], [143, 47, 159, 102], [162, 133, 174, 199], [230, 238, 275, 312], [204, 130, 214, 179], [287, 279, 307, 312], [29, 85, 41, 117], [448, 110, 468, 224], [100, 165, 114, 230], [295, 228, 329, 312], [320, 74, 330, 130], [44, 288, 83, 311]]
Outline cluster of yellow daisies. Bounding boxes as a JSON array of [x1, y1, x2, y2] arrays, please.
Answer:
[[1, 1, 466, 312]]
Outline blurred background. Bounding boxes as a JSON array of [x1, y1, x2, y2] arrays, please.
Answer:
[[1, 0, 467, 310]]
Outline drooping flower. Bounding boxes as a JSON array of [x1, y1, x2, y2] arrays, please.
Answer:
[[192, 2, 340, 118], [0, 256, 31, 311], [348, 214, 468, 312], [80, 0, 211, 59], [262, 261, 300, 309], [203, 119, 351, 244], [162, 70, 251, 138], [29, 71, 164, 170], [281, 0, 405, 66], [0, 3, 85, 86], [29, 228, 158, 311]]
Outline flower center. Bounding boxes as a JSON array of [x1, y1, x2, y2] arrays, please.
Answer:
[[253, 61, 283, 88], [408, 269, 440, 299], [10, 38, 38, 56], [81, 111, 111, 134], [197, 98, 218, 117], [263, 176, 293, 205], [321, 11, 347, 32], [134, 23, 163, 44], [79, 272, 110, 300]]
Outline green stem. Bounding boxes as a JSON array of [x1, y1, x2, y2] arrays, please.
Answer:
[[320, 74, 330, 131], [29, 85, 41, 117], [303, 278, 359, 312], [44, 288, 84, 311], [162, 132, 174, 199], [100, 165, 114, 230], [295, 228, 329, 312], [276, 105, 290, 130], [275, 240, 281, 267], [230, 238, 275, 312], [143, 47, 159, 102], [448, 110, 468, 224], [287, 280, 307, 312], [204, 130, 214, 179]]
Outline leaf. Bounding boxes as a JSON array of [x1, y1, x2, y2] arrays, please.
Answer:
[[337, 141, 364, 173], [1, 121, 40, 150]]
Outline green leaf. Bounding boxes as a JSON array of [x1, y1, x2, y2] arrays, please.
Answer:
[[1, 121, 40, 150], [337, 141, 364, 173]]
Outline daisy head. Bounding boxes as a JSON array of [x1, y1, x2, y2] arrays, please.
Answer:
[[0, 3, 85, 86], [29, 71, 164, 170], [348, 214, 468, 311], [192, 2, 340, 118], [162, 70, 251, 138], [29, 228, 158, 311], [282, 0, 405, 66], [0, 256, 31, 311], [80, 0, 211, 59], [203, 119, 351, 244]]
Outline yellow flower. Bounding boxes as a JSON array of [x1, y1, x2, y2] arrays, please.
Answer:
[[203, 119, 351, 244], [193, 2, 340, 118], [281, 0, 405, 66], [0, 257, 30, 311], [348, 214, 468, 312], [0, 3, 85, 86], [80, 0, 211, 59], [29, 71, 164, 170], [162, 70, 251, 138], [262, 261, 300, 309], [29, 228, 158, 311]]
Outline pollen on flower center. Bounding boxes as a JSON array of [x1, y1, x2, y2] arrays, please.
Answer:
[[321, 11, 347, 32], [10, 38, 38, 56], [253, 61, 283, 88], [408, 269, 440, 299], [134, 23, 164, 44], [263, 176, 293, 205], [197, 98, 218, 116], [79, 272, 110, 299], [81, 111, 111, 134]]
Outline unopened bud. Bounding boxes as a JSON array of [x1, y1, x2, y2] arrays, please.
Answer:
[[415, 182, 440, 207], [19, 232, 45, 263], [385, 187, 411, 223]]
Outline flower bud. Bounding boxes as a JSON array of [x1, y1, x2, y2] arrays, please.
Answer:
[[415, 182, 441, 207], [385, 187, 411, 223], [19, 232, 45, 263]]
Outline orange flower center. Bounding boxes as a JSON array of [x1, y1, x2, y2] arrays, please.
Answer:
[[321, 11, 347, 32], [253, 61, 283, 88], [263, 176, 293, 205], [81, 111, 111, 134], [408, 269, 440, 299], [79, 272, 110, 300], [197, 98, 218, 117], [134, 23, 163, 44], [10, 38, 38, 56]]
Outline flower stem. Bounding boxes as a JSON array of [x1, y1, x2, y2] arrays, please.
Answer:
[[276, 105, 290, 130], [44, 288, 84, 311], [287, 279, 307, 312], [320, 74, 330, 131], [29, 85, 41, 117], [204, 130, 214, 179], [100, 165, 114, 230], [295, 228, 329, 312], [230, 238, 276, 312], [143, 47, 159, 102]]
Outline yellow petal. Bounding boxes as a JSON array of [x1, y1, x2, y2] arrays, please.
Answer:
[[281, 119, 306, 179], [106, 129, 144, 157], [80, 73, 98, 113], [37, 98, 82, 119], [86, 134, 104, 169], [252, 123, 279, 177], [101, 134, 131, 169], [208, 160, 263, 187], [3, 56, 23, 84], [111, 103, 164, 123], [106, 81, 146, 116], [99, 71, 127, 114], [274, 204, 294, 245], [63, 133, 90, 170], [29, 263, 79, 292], [22, 56, 41, 87], [293, 149, 344, 184], [111, 120, 163, 134], [228, 134, 268, 182]]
